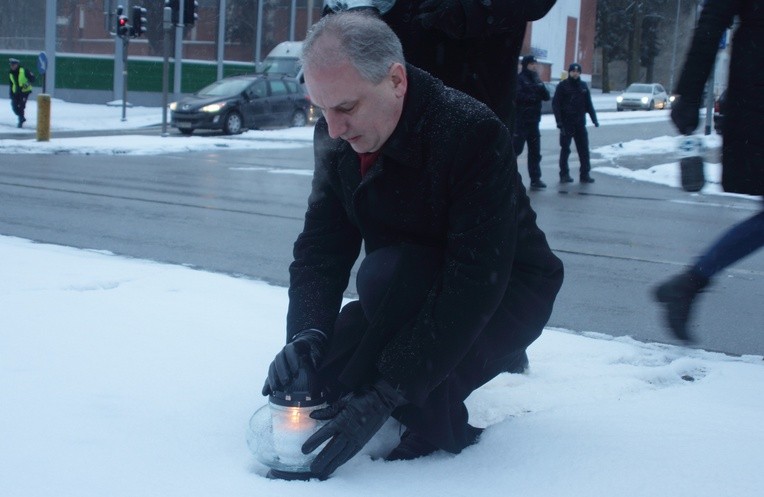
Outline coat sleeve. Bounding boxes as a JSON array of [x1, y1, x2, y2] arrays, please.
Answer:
[[462, 0, 556, 38], [674, 0, 737, 103], [376, 117, 519, 405], [286, 120, 363, 341]]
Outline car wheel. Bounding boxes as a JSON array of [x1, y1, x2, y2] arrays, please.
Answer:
[[179, 127, 193, 136], [222, 111, 243, 135], [617, 106, 623, 112], [290, 110, 307, 127]]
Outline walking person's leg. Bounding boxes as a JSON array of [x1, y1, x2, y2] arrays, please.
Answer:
[[655, 200, 764, 341]]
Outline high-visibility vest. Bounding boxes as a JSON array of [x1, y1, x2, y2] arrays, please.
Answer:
[[10, 67, 33, 94]]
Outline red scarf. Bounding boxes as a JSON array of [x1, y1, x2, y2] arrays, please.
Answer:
[[358, 151, 381, 177]]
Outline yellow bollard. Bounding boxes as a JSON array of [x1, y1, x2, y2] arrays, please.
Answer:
[[36, 94, 51, 142]]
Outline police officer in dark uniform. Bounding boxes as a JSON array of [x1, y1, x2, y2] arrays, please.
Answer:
[[552, 62, 599, 183], [514, 54, 550, 189]]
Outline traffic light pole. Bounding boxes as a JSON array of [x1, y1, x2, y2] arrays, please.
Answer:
[[173, 0, 185, 101], [121, 34, 129, 122], [162, 7, 173, 137]]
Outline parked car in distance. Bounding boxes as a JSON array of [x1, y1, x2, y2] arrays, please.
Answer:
[[714, 89, 727, 134], [169, 74, 313, 135], [616, 83, 670, 111], [541, 81, 558, 114]]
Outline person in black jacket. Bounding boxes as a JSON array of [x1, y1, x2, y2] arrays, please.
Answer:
[[552, 63, 599, 183], [654, 0, 764, 342], [261, 11, 563, 479], [514, 54, 550, 189], [323, 0, 557, 132]]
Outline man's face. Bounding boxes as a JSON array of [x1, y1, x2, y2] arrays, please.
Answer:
[[528, 61, 537, 72], [305, 56, 407, 154], [569, 68, 580, 80], [10, 62, 18, 70]]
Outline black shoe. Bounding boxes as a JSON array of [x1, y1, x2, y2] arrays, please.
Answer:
[[385, 430, 439, 461], [580, 175, 595, 183], [17, 120, 23, 128], [559, 174, 574, 183], [505, 350, 529, 374], [530, 180, 547, 190], [653, 271, 709, 342]]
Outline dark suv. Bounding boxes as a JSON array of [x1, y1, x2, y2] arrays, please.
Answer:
[[170, 74, 313, 135]]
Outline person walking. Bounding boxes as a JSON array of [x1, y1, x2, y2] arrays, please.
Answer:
[[514, 54, 550, 189], [8, 58, 33, 128], [654, 0, 764, 342], [261, 11, 563, 479], [552, 62, 599, 184]]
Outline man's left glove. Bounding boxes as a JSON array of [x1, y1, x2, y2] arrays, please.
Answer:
[[671, 96, 700, 136], [593, 120, 600, 127], [417, 0, 467, 39], [262, 328, 327, 396], [302, 379, 405, 479]]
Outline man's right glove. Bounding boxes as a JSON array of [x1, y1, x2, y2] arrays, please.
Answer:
[[302, 379, 405, 479], [261, 328, 327, 396]]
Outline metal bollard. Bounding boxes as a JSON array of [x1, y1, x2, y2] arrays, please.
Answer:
[[36, 94, 51, 142]]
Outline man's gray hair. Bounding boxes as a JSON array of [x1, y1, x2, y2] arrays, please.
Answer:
[[301, 10, 405, 85]]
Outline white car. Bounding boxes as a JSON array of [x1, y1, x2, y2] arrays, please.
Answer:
[[616, 83, 670, 111]]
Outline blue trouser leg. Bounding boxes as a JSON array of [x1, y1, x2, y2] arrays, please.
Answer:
[[693, 201, 764, 280]]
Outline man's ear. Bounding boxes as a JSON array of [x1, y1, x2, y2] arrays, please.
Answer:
[[390, 62, 407, 98]]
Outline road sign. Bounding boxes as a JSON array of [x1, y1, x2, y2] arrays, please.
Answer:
[[37, 52, 48, 75]]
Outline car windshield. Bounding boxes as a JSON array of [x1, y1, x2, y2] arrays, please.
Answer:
[[626, 84, 653, 93], [197, 79, 253, 97]]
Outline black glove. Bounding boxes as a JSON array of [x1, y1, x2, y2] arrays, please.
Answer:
[[557, 124, 568, 136], [671, 96, 700, 136], [417, 0, 467, 39], [302, 379, 405, 478], [262, 328, 327, 396], [593, 121, 600, 128]]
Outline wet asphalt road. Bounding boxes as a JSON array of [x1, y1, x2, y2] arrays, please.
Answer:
[[1, 118, 762, 357]]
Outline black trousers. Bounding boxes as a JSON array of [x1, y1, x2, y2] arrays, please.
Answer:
[[11, 92, 30, 121], [513, 123, 543, 182], [317, 244, 549, 454], [558, 124, 591, 177]]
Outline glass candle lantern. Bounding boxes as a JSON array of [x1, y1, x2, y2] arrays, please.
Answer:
[[247, 392, 327, 481]]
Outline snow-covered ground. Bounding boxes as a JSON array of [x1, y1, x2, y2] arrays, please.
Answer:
[[2, 97, 762, 496], [1, 234, 762, 497]]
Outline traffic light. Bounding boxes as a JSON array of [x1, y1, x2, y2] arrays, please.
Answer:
[[116, 6, 130, 37], [131, 6, 147, 37], [165, 0, 179, 25], [183, 0, 199, 26]]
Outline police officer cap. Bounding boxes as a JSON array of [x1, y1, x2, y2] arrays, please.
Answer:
[[521, 55, 537, 68], [568, 63, 582, 73], [9, 58, 20, 64]]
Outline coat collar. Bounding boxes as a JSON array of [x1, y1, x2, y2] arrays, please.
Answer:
[[379, 64, 440, 170]]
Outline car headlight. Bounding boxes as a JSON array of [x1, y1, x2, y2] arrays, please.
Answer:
[[169, 102, 177, 111], [201, 103, 226, 113], [616, 96, 623, 103], [669, 95, 676, 103], [641, 96, 649, 104]]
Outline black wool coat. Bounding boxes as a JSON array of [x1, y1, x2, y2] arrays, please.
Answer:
[[552, 77, 598, 130], [674, 0, 764, 195], [287, 65, 563, 405], [383, 0, 556, 129]]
